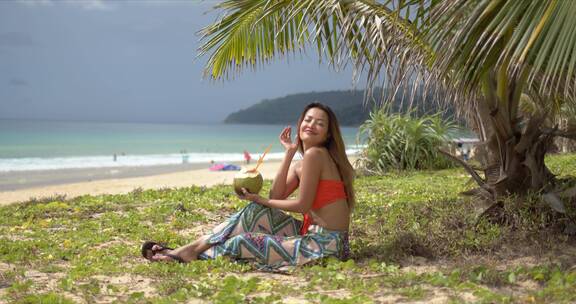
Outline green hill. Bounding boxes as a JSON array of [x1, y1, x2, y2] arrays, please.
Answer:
[[224, 89, 451, 126], [224, 90, 375, 126]]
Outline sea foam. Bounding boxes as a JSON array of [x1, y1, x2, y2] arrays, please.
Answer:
[[0, 148, 362, 172]]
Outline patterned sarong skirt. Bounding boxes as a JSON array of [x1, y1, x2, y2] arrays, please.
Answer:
[[198, 202, 349, 269]]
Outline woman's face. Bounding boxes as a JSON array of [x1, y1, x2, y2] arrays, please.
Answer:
[[299, 107, 330, 148]]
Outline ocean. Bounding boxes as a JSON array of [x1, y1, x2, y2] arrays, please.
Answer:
[[0, 120, 363, 172]]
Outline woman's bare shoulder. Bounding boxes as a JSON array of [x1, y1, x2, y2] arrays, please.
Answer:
[[303, 146, 329, 158]]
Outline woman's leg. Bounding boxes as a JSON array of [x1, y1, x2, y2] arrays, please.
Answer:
[[199, 202, 301, 259], [151, 202, 301, 262], [208, 201, 301, 242], [203, 228, 346, 267]]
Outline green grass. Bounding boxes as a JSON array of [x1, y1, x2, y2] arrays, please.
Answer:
[[0, 154, 575, 303]]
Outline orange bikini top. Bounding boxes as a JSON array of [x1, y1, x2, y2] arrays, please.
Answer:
[[300, 180, 347, 235]]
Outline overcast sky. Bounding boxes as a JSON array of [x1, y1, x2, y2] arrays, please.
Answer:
[[0, 0, 357, 123]]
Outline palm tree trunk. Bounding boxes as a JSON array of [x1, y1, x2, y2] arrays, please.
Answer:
[[470, 72, 556, 200]]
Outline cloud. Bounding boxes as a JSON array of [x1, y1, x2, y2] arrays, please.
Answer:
[[16, 0, 53, 7], [16, 0, 115, 11], [0, 32, 36, 47], [9, 78, 29, 87]]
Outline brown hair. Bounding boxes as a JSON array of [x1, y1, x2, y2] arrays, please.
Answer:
[[296, 102, 356, 210]]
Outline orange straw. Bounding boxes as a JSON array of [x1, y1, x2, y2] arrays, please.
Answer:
[[248, 144, 272, 172]]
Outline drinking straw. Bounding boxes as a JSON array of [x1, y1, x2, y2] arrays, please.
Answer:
[[248, 144, 272, 172]]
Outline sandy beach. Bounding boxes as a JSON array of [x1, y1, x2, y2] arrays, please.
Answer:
[[0, 160, 283, 206]]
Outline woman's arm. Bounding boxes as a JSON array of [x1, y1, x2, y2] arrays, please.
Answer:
[[268, 149, 298, 199], [244, 147, 323, 213], [269, 126, 299, 199]]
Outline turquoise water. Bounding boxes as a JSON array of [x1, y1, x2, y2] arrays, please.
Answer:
[[0, 120, 362, 171]]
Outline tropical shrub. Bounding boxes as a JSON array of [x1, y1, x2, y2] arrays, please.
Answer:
[[358, 109, 459, 173]]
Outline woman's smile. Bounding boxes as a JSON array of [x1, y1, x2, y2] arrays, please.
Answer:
[[303, 128, 317, 135]]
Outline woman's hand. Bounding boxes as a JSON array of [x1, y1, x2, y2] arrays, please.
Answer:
[[238, 188, 266, 205], [279, 126, 299, 154]]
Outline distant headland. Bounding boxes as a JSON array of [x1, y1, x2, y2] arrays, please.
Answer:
[[224, 89, 449, 126], [224, 90, 373, 126]]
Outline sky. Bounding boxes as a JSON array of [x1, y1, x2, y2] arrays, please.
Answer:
[[0, 0, 357, 123]]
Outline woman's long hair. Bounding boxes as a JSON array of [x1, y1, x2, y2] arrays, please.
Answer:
[[297, 102, 356, 210]]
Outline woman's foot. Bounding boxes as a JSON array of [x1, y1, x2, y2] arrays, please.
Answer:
[[141, 238, 210, 264], [141, 241, 173, 261], [150, 252, 186, 263], [141, 241, 189, 263]]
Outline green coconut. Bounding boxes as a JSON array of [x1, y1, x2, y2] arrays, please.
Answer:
[[233, 168, 263, 195]]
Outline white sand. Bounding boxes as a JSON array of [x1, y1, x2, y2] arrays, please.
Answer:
[[0, 161, 283, 206]]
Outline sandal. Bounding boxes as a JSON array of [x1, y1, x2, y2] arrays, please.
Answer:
[[141, 241, 173, 260]]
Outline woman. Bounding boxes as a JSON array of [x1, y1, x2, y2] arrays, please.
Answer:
[[142, 102, 355, 268]]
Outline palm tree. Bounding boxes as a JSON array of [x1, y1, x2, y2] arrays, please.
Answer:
[[198, 0, 576, 208]]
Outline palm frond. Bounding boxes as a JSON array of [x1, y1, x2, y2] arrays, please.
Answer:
[[198, 0, 309, 79], [427, 0, 576, 102], [199, 0, 435, 106]]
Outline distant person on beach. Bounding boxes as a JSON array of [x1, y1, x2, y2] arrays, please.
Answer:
[[181, 150, 189, 164], [457, 142, 470, 161], [142, 102, 355, 269], [113, 153, 117, 162], [243, 150, 252, 164], [463, 147, 470, 161]]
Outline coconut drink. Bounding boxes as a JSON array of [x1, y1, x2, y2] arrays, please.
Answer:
[[233, 144, 271, 195], [233, 168, 263, 195]]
